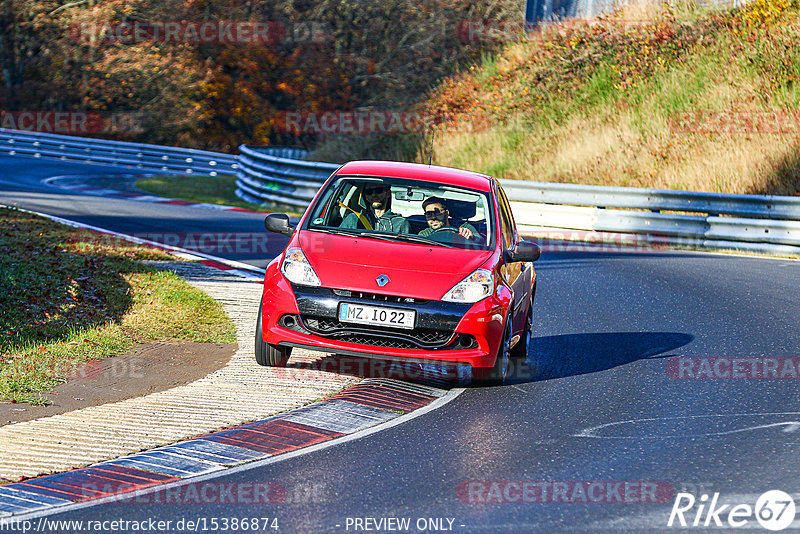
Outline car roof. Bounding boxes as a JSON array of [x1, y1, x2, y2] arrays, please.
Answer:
[[334, 161, 494, 192]]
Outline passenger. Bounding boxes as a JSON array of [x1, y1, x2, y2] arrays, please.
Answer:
[[419, 197, 478, 240], [340, 182, 410, 233]]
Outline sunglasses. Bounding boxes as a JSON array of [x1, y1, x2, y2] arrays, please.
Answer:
[[364, 186, 388, 195], [425, 208, 447, 219]]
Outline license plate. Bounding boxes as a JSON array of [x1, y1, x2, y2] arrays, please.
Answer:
[[338, 303, 416, 330]]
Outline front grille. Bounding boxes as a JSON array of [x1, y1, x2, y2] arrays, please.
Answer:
[[299, 315, 466, 349], [331, 289, 427, 304], [303, 317, 340, 333], [335, 333, 421, 349]]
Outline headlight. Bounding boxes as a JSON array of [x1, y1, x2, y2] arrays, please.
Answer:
[[442, 269, 493, 303], [280, 247, 321, 286]]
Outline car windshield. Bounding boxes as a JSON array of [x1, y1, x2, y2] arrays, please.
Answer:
[[304, 176, 494, 250]]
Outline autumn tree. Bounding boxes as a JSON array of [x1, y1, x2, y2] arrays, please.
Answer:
[[0, 0, 521, 152]]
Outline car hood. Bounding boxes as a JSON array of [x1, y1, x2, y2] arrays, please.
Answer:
[[299, 232, 493, 300]]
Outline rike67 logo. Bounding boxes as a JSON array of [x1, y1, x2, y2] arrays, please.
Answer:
[[668, 490, 796, 531]]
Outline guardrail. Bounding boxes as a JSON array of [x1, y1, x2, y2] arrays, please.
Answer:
[[235, 145, 800, 254], [502, 181, 800, 254], [0, 128, 238, 175], [234, 144, 339, 208], [1, 130, 797, 255]]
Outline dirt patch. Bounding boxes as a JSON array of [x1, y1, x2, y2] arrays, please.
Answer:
[[0, 341, 235, 426]]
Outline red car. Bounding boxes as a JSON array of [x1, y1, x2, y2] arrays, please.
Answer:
[[257, 161, 540, 385]]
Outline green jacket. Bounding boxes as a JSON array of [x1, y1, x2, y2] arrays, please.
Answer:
[[341, 210, 410, 233]]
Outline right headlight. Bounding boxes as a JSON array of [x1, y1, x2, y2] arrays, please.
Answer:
[[280, 247, 321, 286], [442, 269, 493, 303]]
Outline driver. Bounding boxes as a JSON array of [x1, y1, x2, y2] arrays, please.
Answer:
[[419, 197, 478, 240]]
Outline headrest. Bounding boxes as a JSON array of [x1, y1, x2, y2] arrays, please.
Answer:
[[447, 199, 476, 220]]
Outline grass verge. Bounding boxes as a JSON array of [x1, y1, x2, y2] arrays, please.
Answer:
[[0, 207, 236, 404]]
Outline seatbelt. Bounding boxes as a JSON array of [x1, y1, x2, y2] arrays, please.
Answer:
[[338, 202, 373, 230]]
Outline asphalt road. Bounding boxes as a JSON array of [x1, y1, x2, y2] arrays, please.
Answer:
[[0, 155, 287, 268], [3, 155, 800, 532]]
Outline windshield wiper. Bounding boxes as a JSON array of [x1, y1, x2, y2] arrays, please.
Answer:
[[309, 227, 362, 237], [361, 232, 457, 248], [310, 227, 457, 247]]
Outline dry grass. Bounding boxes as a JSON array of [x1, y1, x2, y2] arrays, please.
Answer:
[[417, 0, 800, 195]]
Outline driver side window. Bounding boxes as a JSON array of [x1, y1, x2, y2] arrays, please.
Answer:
[[496, 186, 515, 250]]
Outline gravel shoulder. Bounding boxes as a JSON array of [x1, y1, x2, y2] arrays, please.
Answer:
[[0, 341, 236, 426]]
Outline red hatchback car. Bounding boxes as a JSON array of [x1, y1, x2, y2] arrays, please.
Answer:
[[257, 161, 540, 385]]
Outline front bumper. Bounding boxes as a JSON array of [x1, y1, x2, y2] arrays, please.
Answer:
[[260, 273, 508, 369]]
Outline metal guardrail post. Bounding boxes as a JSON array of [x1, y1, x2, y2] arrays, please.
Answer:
[[234, 144, 338, 208], [0, 128, 238, 175]]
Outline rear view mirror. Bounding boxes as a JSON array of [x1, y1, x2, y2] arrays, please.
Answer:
[[265, 213, 294, 237], [395, 189, 425, 201], [508, 240, 541, 263]]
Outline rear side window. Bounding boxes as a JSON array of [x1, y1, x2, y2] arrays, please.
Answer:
[[495, 184, 516, 250]]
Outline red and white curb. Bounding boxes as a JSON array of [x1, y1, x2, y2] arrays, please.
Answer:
[[41, 174, 268, 216], [0, 379, 457, 518]]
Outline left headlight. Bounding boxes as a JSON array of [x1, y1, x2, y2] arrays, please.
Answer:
[[442, 269, 493, 303], [280, 247, 321, 287]]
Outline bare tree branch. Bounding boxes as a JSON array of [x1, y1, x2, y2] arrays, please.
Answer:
[[49, 0, 91, 16]]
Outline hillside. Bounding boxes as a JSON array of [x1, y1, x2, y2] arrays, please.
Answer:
[[424, 0, 800, 195], [314, 0, 800, 195]]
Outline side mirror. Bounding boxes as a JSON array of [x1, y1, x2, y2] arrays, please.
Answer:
[[265, 214, 294, 237], [508, 240, 541, 263]]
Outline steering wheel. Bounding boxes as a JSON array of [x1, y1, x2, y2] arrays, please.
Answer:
[[429, 226, 469, 244]]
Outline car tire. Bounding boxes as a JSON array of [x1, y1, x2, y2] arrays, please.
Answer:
[[510, 296, 533, 361], [255, 303, 291, 367], [473, 319, 511, 387]]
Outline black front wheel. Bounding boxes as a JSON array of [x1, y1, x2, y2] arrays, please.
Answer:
[[255, 303, 291, 367], [510, 297, 533, 361], [473, 320, 511, 387]]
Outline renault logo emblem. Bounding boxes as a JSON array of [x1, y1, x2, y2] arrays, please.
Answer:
[[376, 275, 390, 287]]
